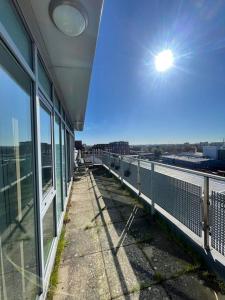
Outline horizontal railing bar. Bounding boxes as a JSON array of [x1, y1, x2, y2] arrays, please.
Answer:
[[91, 150, 225, 262], [97, 151, 225, 182]]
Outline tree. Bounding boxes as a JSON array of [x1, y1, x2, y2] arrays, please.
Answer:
[[154, 148, 162, 159]]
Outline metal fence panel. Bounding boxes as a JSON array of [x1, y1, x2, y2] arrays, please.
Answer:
[[140, 166, 152, 198], [98, 153, 225, 256], [102, 153, 110, 166], [211, 191, 225, 255], [121, 160, 138, 188], [110, 156, 121, 176], [153, 172, 202, 237]]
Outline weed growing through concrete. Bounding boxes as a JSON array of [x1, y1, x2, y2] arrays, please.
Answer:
[[47, 228, 67, 300], [47, 208, 70, 299]]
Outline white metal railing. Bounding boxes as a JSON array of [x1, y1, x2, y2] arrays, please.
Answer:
[[84, 150, 225, 259]]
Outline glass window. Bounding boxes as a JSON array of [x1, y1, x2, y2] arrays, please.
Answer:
[[38, 57, 51, 99], [61, 125, 66, 202], [54, 116, 63, 222], [0, 0, 32, 67], [42, 201, 55, 266], [71, 134, 74, 177], [39, 104, 53, 195], [54, 92, 60, 112], [66, 130, 71, 183], [62, 108, 65, 120], [0, 41, 37, 299]]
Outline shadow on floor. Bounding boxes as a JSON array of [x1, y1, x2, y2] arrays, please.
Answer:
[[90, 166, 223, 300]]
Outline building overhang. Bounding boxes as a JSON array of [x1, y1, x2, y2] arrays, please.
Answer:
[[18, 0, 103, 131]]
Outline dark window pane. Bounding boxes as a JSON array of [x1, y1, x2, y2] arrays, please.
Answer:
[[66, 130, 71, 183], [0, 0, 32, 67], [0, 41, 37, 299], [62, 108, 65, 120], [42, 201, 55, 266], [54, 116, 62, 222], [61, 125, 66, 202], [40, 104, 53, 195], [54, 93, 60, 112], [38, 57, 51, 99]]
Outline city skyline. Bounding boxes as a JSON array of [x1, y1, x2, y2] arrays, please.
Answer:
[[82, 140, 225, 147]]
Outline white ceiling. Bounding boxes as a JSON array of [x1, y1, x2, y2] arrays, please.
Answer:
[[18, 0, 103, 130]]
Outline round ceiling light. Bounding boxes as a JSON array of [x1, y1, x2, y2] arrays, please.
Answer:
[[49, 0, 88, 37]]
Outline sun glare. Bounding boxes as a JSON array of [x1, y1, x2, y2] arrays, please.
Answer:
[[155, 49, 174, 72]]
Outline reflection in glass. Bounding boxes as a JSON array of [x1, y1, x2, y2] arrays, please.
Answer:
[[42, 201, 55, 266], [38, 57, 51, 99], [66, 130, 71, 184], [0, 0, 32, 67], [0, 41, 37, 299], [61, 125, 66, 202], [39, 105, 53, 195], [54, 93, 60, 112], [54, 116, 63, 222]]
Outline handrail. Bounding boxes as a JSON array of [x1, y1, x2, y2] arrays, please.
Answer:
[[90, 150, 225, 259], [98, 150, 225, 182]]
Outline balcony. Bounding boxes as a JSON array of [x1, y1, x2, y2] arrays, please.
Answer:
[[50, 154, 225, 299]]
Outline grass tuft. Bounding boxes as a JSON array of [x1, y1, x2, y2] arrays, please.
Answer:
[[153, 272, 165, 283], [199, 271, 225, 294], [47, 217, 68, 299]]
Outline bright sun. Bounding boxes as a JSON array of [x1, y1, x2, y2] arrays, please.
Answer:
[[155, 49, 174, 72]]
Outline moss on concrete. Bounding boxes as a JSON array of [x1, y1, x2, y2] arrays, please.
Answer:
[[103, 166, 225, 295], [47, 218, 68, 299]]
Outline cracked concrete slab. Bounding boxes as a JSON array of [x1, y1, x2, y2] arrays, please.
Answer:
[[141, 234, 195, 279], [119, 205, 148, 220], [66, 210, 96, 230], [163, 274, 216, 300], [70, 200, 94, 213], [116, 285, 169, 300], [63, 227, 101, 258], [95, 207, 124, 226], [98, 221, 136, 250], [54, 253, 110, 300], [102, 244, 155, 299]]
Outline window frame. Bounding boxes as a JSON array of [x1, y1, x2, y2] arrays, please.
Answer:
[[38, 95, 56, 210], [0, 39, 39, 298], [0, 0, 75, 296]]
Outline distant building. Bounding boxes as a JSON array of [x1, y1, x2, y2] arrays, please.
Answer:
[[109, 141, 130, 155], [218, 148, 225, 160], [203, 146, 219, 159], [200, 142, 209, 146], [92, 143, 110, 153], [203, 145, 225, 160], [92, 141, 130, 155], [162, 147, 225, 170], [161, 154, 212, 170], [130, 150, 154, 160]]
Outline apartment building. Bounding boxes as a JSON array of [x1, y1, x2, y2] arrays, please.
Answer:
[[92, 141, 130, 155], [0, 1, 103, 299]]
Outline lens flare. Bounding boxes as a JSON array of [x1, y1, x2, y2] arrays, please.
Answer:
[[155, 49, 174, 72]]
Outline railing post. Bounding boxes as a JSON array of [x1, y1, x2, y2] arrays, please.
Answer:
[[137, 156, 141, 196], [101, 150, 103, 165], [92, 150, 94, 165], [203, 176, 210, 251], [120, 155, 123, 185], [108, 152, 111, 171], [151, 162, 155, 216]]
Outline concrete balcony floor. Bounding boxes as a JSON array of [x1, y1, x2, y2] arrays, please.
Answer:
[[53, 167, 225, 300]]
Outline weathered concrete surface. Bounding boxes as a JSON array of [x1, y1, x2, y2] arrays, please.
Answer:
[[53, 167, 225, 300]]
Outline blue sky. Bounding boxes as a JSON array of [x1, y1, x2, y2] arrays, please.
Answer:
[[76, 0, 225, 145]]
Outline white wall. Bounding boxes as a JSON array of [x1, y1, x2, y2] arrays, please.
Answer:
[[203, 146, 219, 159]]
